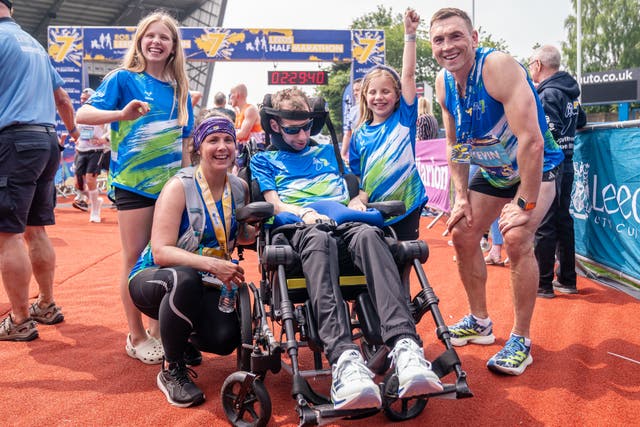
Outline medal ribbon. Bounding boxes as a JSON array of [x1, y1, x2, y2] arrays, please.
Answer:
[[195, 165, 233, 260]]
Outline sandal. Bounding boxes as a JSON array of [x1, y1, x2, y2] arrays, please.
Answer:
[[29, 301, 64, 325], [484, 254, 504, 266], [126, 331, 164, 364]]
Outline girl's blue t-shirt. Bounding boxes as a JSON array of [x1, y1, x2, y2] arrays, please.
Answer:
[[89, 70, 194, 199], [349, 96, 427, 224]]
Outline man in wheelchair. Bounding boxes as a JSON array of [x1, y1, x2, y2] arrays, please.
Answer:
[[249, 87, 443, 410]]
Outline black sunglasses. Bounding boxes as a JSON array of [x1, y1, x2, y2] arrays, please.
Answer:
[[279, 119, 313, 135]]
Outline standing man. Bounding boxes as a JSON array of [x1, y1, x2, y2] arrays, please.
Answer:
[[211, 91, 236, 122], [229, 83, 264, 168], [73, 88, 110, 223], [0, 0, 80, 340], [529, 45, 586, 297], [431, 8, 564, 375]]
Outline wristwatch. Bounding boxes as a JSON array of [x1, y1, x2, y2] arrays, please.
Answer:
[[516, 196, 536, 211]]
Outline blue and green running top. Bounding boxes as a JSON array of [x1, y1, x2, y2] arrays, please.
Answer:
[[443, 47, 563, 189], [349, 96, 427, 225], [251, 143, 350, 207], [88, 70, 194, 199]]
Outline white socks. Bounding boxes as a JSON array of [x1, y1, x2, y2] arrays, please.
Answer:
[[89, 189, 103, 223]]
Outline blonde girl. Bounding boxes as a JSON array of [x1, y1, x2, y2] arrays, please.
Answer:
[[76, 11, 194, 364]]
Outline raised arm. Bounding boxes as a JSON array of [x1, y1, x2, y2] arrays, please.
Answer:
[[401, 8, 420, 104]]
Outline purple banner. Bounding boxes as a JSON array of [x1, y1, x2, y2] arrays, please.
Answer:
[[415, 138, 450, 213]]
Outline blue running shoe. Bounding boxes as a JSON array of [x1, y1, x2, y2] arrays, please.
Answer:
[[447, 314, 495, 347], [487, 334, 533, 375]]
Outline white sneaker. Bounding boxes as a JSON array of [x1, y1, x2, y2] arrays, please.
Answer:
[[331, 350, 381, 410], [89, 197, 103, 223], [389, 338, 443, 398]]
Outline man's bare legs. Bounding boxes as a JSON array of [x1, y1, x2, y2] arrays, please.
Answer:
[[502, 180, 556, 338], [24, 226, 56, 310], [451, 182, 556, 339], [451, 192, 507, 319], [0, 232, 33, 324], [0, 226, 56, 324]]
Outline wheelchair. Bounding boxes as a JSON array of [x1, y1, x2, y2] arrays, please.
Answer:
[[220, 95, 472, 427]]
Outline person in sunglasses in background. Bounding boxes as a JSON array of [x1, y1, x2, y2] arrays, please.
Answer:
[[250, 86, 442, 411]]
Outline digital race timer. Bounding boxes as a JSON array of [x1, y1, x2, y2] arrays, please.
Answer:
[[268, 70, 329, 85]]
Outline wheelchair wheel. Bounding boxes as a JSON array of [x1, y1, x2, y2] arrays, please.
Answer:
[[381, 371, 428, 421], [237, 285, 253, 372], [221, 372, 271, 427]]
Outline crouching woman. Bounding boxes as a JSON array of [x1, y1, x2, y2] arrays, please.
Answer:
[[128, 116, 255, 407]]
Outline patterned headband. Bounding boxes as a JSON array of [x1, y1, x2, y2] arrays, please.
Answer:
[[192, 116, 236, 151]]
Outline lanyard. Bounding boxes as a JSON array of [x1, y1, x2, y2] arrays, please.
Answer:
[[455, 58, 480, 145], [194, 165, 233, 260]]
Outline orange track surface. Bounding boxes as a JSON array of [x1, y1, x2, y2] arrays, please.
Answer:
[[1, 203, 639, 426]]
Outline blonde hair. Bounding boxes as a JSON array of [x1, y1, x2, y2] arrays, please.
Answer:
[[120, 11, 190, 126], [357, 68, 401, 128], [418, 97, 433, 116]]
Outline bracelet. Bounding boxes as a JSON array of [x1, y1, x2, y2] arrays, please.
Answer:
[[405, 33, 417, 42], [69, 126, 78, 134]]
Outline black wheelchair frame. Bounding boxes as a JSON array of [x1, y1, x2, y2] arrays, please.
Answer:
[[218, 95, 472, 426]]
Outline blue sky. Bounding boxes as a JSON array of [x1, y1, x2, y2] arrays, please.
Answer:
[[209, 0, 574, 106]]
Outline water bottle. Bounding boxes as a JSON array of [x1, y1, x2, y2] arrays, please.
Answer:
[[218, 283, 238, 313], [218, 259, 239, 313]]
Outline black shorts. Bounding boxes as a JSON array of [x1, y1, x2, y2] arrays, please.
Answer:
[[469, 166, 559, 198], [74, 150, 103, 176], [99, 150, 110, 171], [0, 125, 60, 233], [113, 186, 156, 211]]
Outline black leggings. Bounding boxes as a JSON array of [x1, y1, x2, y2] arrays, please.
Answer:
[[129, 265, 240, 363]]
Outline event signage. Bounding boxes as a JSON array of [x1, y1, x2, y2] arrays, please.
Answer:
[[47, 26, 84, 133], [580, 67, 640, 104], [80, 27, 359, 63], [415, 138, 451, 213], [351, 29, 385, 81], [571, 128, 640, 280]]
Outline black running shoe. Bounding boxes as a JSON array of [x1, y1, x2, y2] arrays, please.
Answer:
[[184, 341, 203, 367], [72, 199, 89, 211], [156, 360, 205, 407]]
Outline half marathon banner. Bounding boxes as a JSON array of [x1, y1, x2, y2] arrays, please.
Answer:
[[415, 138, 450, 213], [571, 127, 640, 280]]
